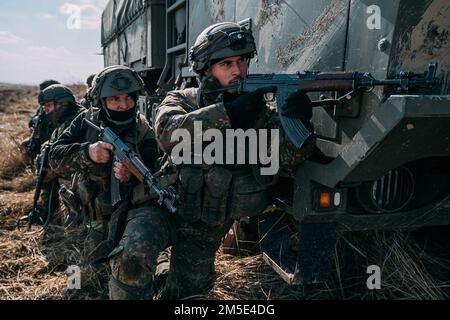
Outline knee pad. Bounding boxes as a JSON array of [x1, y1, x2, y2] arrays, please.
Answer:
[[110, 251, 154, 287], [108, 276, 153, 300]]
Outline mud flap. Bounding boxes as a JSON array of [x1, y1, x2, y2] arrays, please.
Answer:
[[294, 222, 336, 285], [259, 211, 336, 285]]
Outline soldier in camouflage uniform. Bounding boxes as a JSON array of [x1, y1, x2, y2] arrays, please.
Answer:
[[153, 22, 315, 299], [48, 66, 171, 300], [28, 84, 83, 224], [20, 79, 60, 164]]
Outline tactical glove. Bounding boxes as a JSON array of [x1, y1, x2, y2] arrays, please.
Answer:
[[281, 90, 313, 120], [225, 86, 277, 129]]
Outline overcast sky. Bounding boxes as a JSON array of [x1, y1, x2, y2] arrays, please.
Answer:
[[0, 0, 109, 85]]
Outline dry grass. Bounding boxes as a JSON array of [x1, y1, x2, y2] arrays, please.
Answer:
[[210, 230, 450, 300], [1, 83, 450, 300], [210, 253, 304, 300], [0, 83, 111, 300], [0, 137, 28, 179], [0, 222, 109, 300], [328, 231, 450, 300]]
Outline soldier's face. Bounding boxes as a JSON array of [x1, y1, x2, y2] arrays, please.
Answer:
[[43, 101, 56, 114], [210, 56, 249, 89], [105, 94, 135, 111]]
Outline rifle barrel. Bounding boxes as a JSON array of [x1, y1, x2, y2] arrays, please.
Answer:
[[84, 118, 101, 131]]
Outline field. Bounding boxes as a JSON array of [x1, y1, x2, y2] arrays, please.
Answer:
[[1, 83, 450, 300]]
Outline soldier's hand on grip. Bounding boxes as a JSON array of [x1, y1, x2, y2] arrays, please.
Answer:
[[88, 141, 114, 164], [281, 90, 313, 120], [113, 161, 132, 182], [225, 86, 277, 128]]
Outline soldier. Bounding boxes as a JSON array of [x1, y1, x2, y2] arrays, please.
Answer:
[[79, 73, 96, 109], [153, 22, 315, 299], [28, 84, 83, 225], [49, 66, 168, 300], [20, 79, 61, 164]]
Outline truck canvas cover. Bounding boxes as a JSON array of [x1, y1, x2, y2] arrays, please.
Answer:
[[101, 0, 144, 47]]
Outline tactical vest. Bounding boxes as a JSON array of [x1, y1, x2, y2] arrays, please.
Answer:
[[177, 164, 273, 227], [173, 89, 274, 226], [49, 112, 81, 184]]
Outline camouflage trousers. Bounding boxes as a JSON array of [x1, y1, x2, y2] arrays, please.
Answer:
[[157, 219, 233, 299], [107, 203, 233, 300]]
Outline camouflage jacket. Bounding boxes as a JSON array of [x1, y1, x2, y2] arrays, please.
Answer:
[[154, 87, 314, 177], [27, 107, 55, 155], [153, 87, 316, 225], [39, 104, 84, 181], [49, 107, 159, 206], [48, 104, 84, 144]]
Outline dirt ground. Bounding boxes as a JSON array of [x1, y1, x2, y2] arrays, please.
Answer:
[[1, 83, 450, 300]]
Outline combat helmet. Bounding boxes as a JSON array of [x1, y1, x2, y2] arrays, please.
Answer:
[[86, 73, 96, 88], [38, 84, 76, 105], [38, 84, 78, 126], [189, 22, 257, 74], [39, 79, 60, 92], [89, 65, 145, 107]]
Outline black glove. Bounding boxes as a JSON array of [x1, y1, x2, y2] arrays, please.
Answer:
[[225, 86, 277, 129], [281, 90, 313, 120]]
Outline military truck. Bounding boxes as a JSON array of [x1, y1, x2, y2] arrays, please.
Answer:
[[101, 0, 450, 285]]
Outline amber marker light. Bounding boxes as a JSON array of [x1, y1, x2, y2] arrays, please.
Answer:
[[319, 192, 332, 208]]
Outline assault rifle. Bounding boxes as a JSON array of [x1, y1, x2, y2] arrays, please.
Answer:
[[84, 119, 178, 214], [27, 107, 46, 160], [24, 144, 50, 230], [204, 63, 440, 148]]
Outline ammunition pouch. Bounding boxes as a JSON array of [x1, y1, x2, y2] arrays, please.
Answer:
[[202, 166, 232, 226], [228, 172, 269, 219], [178, 166, 203, 223], [178, 166, 269, 225]]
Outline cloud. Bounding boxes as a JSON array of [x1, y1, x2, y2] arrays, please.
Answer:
[[60, 0, 109, 30], [37, 13, 56, 22], [76, 0, 109, 7], [0, 43, 103, 85], [0, 2, 108, 84], [0, 31, 24, 45]]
